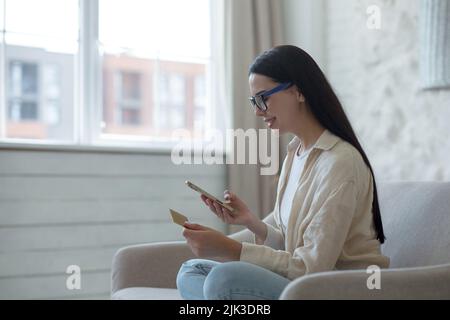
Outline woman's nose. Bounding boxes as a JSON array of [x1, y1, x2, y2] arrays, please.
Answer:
[[254, 108, 265, 117]]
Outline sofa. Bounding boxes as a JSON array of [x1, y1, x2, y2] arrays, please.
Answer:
[[111, 182, 450, 299]]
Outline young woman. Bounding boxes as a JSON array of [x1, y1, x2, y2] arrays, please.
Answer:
[[176, 45, 390, 300]]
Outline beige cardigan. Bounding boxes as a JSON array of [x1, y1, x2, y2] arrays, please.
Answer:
[[239, 129, 390, 280]]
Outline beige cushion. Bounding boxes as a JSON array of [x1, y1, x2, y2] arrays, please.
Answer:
[[379, 182, 450, 268], [112, 287, 182, 300]]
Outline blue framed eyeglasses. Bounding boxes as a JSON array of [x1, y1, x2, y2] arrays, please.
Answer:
[[248, 82, 293, 112]]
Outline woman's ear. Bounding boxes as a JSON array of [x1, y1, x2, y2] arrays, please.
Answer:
[[296, 90, 305, 103]]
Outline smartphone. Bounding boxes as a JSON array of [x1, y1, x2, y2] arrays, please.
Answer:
[[185, 180, 234, 213]]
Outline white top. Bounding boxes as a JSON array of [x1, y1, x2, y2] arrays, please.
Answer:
[[280, 145, 311, 233]]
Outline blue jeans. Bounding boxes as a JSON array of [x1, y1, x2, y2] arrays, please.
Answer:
[[176, 259, 291, 300]]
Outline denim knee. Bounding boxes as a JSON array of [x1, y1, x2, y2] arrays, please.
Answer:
[[176, 259, 201, 291], [176, 259, 219, 299], [203, 261, 249, 300]]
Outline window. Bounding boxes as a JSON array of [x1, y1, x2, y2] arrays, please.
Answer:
[[194, 75, 206, 132], [42, 64, 62, 125], [158, 73, 186, 130], [98, 0, 212, 144], [0, 0, 216, 147], [115, 71, 142, 126], [8, 61, 63, 124], [8, 61, 39, 121], [0, 0, 78, 141]]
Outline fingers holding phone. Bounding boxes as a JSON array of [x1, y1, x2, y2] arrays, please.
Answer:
[[201, 191, 253, 226], [200, 194, 225, 220]]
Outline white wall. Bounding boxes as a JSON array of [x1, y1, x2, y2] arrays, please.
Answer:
[[325, 0, 450, 181], [282, 0, 326, 70], [283, 0, 450, 181], [0, 146, 226, 299]]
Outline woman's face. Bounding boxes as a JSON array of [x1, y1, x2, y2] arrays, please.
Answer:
[[248, 73, 303, 135]]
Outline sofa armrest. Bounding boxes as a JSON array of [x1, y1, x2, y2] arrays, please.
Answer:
[[111, 229, 255, 293], [280, 263, 450, 300], [110, 230, 255, 294], [111, 241, 195, 293], [111, 214, 276, 294]]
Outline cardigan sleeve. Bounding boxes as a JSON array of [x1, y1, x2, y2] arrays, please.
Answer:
[[240, 181, 357, 280], [252, 222, 285, 250]]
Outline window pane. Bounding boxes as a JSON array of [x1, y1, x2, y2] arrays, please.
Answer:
[[8, 61, 39, 121], [99, 0, 209, 58], [121, 109, 140, 125], [43, 64, 61, 125], [5, 0, 78, 52], [122, 72, 141, 101], [99, 0, 211, 141], [159, 72, 186, 130], [116, 71, 142, 126], [3, 0, 78, 141], [194, 75, 206, 132], [0, 0, 4, 32], [20, 101, 38, 120]]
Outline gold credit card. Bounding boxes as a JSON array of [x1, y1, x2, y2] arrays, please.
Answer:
[[169, 209, 188, 226]]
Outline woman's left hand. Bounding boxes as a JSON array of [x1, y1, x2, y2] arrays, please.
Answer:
[[182, 222, 242, 262]]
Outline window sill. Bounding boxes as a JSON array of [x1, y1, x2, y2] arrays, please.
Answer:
[[0, 140, 176, 155], [0, 140, 226, 157]]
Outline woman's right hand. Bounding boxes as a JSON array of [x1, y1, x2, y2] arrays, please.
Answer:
[[200, 190, 255, 227]]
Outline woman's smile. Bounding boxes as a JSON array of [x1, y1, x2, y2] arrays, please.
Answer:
[[264, 116, 277, 128]]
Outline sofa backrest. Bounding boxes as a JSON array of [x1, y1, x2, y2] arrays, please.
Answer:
[[378, 182, 450, 268]]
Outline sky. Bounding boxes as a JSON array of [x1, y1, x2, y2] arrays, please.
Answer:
[[1, 0, 210, 58]]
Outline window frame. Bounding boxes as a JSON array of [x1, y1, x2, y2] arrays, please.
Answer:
[[0, 0, 220, 153], [0, 0, 6, 138]]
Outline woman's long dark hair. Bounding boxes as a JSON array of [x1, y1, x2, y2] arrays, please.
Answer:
[[249, 45, 385, 243]]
